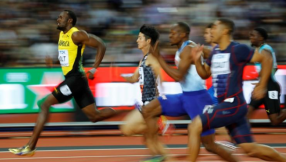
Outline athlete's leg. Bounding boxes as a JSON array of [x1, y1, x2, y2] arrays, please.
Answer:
[[228, 116, 286, 161], [188, 117, 239, 162], [201, 134, 238, 162], [120, 109, 146, 136], [247, 104, 256, 119], [239, 143, 286, 161], [187, 116, 203, 161], [247, 96, 263, 119], [142, 99, 166, 155], [81, 104, 116, 122], [262, 79, 285, 125], [9, 94, 62, 155], [184, 90, 237, 161], [268, 109, 286, 125], [74, 80, 116, 122], [27, 94, 59, 149]]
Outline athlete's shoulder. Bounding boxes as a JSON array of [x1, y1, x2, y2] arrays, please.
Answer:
[[71, 29, 89, 44], [180, 45, 193, 60], [261, 44, 273, 52], [147, 54, 160, 65], [72, 29, 88, 37], [233, 43, 250, 51], [182, 41, 196, 53], [188, 40, 197, 47]]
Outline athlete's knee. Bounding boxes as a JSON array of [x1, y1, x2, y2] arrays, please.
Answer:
[[142, 106, 154, 119], [203, 142, 218, 153], [270, 120, 280, 126], [188, 117, 203, 134], [120, 121, 137, 136], [239, 143, 260, 157], [37, 98, 50, 112], [86, 113, 101, 123], [89, 116, 101, 123], [120, 125, 133, 136], [269, 115, 280, 126]]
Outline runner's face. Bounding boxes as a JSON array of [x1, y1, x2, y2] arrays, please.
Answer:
[[249, 30, 261, 47], [211, 21, 224, 44], [137, 32, 150, 50], [204, 28, 212, 44], [169, 25, 184, 46], [57, 12, 69, 31]]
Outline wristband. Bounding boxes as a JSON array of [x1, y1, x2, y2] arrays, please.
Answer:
[[89, 68, 97, 74]]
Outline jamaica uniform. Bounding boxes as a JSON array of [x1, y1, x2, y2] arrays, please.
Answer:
[[52, 27, 94, 108]]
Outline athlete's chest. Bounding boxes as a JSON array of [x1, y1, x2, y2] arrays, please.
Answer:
[[58, 34, 77, 67], [58, 34, 76, 49]]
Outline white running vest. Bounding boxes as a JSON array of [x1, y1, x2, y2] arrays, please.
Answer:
[[174, 40, 206, 92]]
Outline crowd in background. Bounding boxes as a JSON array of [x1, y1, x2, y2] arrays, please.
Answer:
[[0, 0, 286, 67]]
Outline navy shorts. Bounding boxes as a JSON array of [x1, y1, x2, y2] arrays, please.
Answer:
[[158, 89, 215, 136], [207, 86, 218, 105], [200, 95, 254, 144]]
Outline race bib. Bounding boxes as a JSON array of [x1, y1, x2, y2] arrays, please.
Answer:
[[268, 91, 278, 100], [211, 53, 230, 75], [58, 50, 69, 66], [60, 84, 72, 96]]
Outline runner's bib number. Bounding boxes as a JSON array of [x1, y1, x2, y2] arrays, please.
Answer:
[[58, 50, 69, 66], [211, 53, 230, 75], [211, 53, 230, 97]]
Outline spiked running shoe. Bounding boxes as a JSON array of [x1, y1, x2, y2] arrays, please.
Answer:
[[9, 145, 35, 156], [158, 115, 175, 136]]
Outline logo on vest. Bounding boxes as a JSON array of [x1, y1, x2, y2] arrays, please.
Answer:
[[58, 40, 70, 46]]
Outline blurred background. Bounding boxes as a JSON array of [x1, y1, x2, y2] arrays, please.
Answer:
[[0, 0, 286, 67], [0, 0, 286, 123]]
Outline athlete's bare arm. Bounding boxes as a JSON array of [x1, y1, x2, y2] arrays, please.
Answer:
[[202, 46, 212, 59], [72, 30, 106, 79], [192, 45, 211, 79], [250, 49, 273, 99], [157, 46, 193, 81], [122, 61, 141, 83]]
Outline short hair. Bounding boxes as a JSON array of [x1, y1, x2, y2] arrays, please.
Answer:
[[64, 10, 77, 26], [218, 18, 235, 34], [254, 27, 268, 40], [139, 25, 159, 46], [177, 22, 191, 35], [206, 23, 213, 29]]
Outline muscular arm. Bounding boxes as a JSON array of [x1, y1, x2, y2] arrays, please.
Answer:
[[72, 30, 106, 69], [194, 60, 211, 79], [157, 46, 192, 82], [122, 62, 140, 83], [250, 49, 273, 87], [192, 45, 211, 79], [202, 46, 212, 59]]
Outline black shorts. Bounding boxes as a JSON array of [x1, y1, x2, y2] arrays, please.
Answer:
[[52, 75, 94, 109], [249, 78, 281, 115]]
